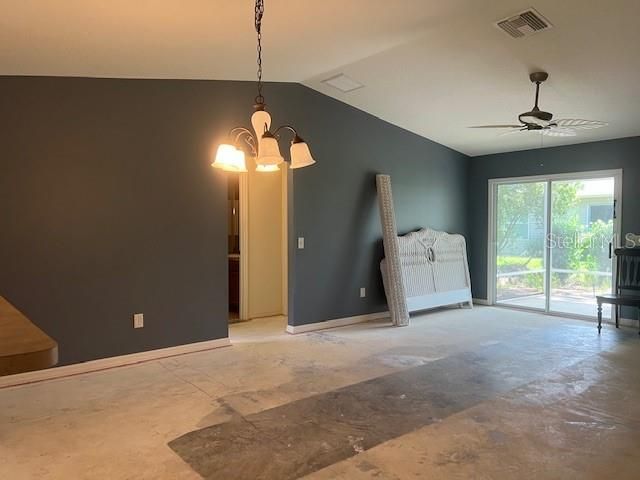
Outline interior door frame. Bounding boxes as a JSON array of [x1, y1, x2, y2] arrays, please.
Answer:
[[237, 166, 289, 321], [487, 168, 623, 319]]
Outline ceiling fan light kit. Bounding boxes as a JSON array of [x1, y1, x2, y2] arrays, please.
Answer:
[[212, 0, 316, 173], [470, 71, 607, 138]]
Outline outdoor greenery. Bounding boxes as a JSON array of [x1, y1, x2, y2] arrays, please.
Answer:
[[497, 256, 543, 270], [497, 181, 613, 295]]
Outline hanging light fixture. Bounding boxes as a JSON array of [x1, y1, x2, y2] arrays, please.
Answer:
[[212, 0, 316, 172]]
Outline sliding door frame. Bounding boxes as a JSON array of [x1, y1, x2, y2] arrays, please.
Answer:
[[487, 169, 623, 319]]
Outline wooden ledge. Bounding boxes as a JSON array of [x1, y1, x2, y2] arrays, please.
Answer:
[[0, 296, 58, 376]]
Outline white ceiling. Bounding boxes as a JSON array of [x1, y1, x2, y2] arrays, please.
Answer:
[[2, 0, 639, 156]]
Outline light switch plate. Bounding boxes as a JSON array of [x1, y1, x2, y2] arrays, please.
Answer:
[[133, 313, 144, 329], [298, 237, 305, 249], [360, 287, 366, 298]]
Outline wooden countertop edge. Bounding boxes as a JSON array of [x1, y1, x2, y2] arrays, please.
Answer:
[[0, 296, 59, 376], [0, 344, 59, 376]]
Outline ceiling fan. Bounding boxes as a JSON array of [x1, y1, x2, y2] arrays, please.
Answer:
[[470, 72, 607, 137]]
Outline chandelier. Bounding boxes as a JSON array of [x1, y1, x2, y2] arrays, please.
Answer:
[[212, 0, 315, 173]]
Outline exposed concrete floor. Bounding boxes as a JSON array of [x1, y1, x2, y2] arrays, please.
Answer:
[[1, 307, 639, 479], [499, 293, 613, 318]]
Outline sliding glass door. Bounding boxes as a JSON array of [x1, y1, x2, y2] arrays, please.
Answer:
[[490, 171, 621, 319], [549, 178, 615, 316], [495, 181, 547, 310]]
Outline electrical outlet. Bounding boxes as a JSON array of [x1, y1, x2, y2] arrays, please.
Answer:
[[360, 287, 366, 298], [298, 237, 305, 249], [133, 313, 144, 329]]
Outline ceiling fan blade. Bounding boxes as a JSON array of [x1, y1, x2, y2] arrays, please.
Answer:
[[499, 128, 528, 136], [468, 125, 522, 129], [552, 119, 608, 130], [543, 127, 577, 137]]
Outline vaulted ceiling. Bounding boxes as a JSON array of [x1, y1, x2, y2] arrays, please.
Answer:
[[2, 0, 639, 156]]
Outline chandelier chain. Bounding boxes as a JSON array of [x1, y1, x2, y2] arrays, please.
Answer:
[[254, 0, 265, 105]]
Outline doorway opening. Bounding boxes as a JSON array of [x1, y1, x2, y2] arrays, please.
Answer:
[[227, 161, 288, 326], [227, 175, 241, 322], [488, 170, 622, 319]]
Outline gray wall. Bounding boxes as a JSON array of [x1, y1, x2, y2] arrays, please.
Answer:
[[289, 89, 470, 325], [0, 76, 470, 364], [468, 136, 640, 300], [1, 76, 235, 365], [7, 75, 635, 364]]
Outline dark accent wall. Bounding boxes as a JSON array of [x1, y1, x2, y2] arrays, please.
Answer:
[[1, 76, 237, 365], [0, 76, 470, 364], [288, 89, 469, 325], [468, 136, 640, 300]]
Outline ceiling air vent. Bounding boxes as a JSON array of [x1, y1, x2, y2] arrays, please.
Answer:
[[321, 74, 363, 93], [496, 8, 552, 38]]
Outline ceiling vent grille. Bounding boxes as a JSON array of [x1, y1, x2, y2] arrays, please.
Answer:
[[496, 8, 552, 38]]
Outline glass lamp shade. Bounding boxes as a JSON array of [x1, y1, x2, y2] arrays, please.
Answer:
[[212, 144, 247, 172], [290, 140, 315, 169], [256, 164, 280, 173], [256, 134, 284, 166], [251, 109, 272, 138]]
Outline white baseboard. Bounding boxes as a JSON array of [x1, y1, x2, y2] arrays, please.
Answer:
[[286, 311, 391, 334], [613, 317, 640, 328], [473, 298, 491, 306], [0, 337, 230, 389]]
